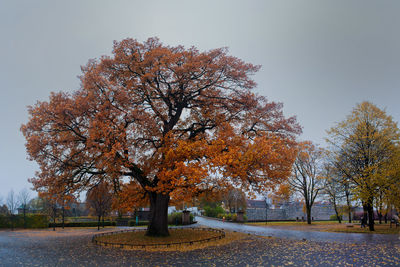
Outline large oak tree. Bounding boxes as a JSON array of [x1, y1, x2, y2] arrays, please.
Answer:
[[22, 38, 301, 236]]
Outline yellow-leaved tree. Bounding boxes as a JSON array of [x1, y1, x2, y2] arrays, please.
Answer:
[[326, 101, 400, 231]]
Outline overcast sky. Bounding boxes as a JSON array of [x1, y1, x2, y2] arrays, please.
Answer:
[[1, 0, 399, 200]]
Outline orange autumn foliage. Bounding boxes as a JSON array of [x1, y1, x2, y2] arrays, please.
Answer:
[[21, 37, 301, 235]]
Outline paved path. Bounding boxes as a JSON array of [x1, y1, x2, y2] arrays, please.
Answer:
[[0, 227, 399, 266], [196, 216, 400, 244]]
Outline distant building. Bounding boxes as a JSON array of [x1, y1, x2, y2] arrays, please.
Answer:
[[246, 200, 336, 221], [17, 201, 90, 217]]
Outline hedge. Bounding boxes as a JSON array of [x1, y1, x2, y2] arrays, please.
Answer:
[[128, 220, 149, 227], [217, 213, 247, 222], [330, 214, 343, 221], [48, 221, 116, 228], [168, 212, 194, 225], [203, 205, 225, 218], [0, 214, 48, 228]]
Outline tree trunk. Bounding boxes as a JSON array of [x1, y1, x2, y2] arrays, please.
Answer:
[[147, 192, 170, 236], [23, 207, 26, 229], [367, 202, 375, 231], [306, 205, 312, 225], [362, 204, 368, 227], [333, 203, 341, 223], [97, 215, 101, 231], [62, 206, 65, 229], [346, 192, 352, 223], [348, 209, 352, 223]]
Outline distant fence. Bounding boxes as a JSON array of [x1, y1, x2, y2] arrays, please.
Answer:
[[92, 227, 225, 249]]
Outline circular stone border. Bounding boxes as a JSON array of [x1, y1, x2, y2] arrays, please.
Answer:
[[92, 227, 225, 249]]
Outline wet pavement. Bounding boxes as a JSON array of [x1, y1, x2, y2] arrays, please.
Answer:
[[0, 225, 399, 266], [196, 216, 400, 244]]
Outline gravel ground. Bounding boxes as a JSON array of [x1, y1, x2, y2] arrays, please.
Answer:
[[0, 228, 400, 266]]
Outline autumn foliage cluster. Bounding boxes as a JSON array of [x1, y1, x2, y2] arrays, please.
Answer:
[[326, 101, 400, 231], [271, 102, 400, 231], [21, 38, 301, 236]]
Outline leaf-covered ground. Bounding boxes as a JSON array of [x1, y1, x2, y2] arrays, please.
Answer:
[[0, 228, 399, 266], [96, 228, 222, 245], [247, 221, 400, 234]]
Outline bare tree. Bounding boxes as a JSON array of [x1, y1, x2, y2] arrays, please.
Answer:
[[43, 196, 59, 231], [59, 193, 76, 229], [86, 182, 113, 230], [0, 204, 8, 215], [0, 195, 8, 215], [289, 142, 323, 224], [18, 189, 31, 228], [6, 190, 19, 230], [321, 163, 343, 223], [222, 188, 247, 213]]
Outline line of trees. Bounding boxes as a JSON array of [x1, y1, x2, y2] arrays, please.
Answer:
[[283, 102, 400, 230], [0, 187, 111, 230], [326, 101, 400, 231], [0, 189, 32, 230]]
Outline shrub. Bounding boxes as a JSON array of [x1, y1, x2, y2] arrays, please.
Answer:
[[25, 215, 48, 228], [128, 220, 148, 227], [0, 215, 9, 228], [168, 212, 194, 225], [203, 205, 225, 218], [330, 214, 342, 221], [217, 213, 247, 222], [168, 212, 182, 225], [0, 214, 48, 228], [48, 221, 116, 228]]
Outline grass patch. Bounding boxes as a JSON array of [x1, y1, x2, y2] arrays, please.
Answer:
[[247, 221, 344, 226], [328, 224, 400, 234], [247, 221, 400, 234], [96, 228, 221, 245], [95, 228, 247, 251]]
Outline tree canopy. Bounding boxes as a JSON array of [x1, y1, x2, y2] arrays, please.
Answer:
[[326, 101, 400, 231], [22, 37, 301, 236]]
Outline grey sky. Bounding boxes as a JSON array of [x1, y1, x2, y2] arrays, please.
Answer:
[[1, 0, 399, 199]]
